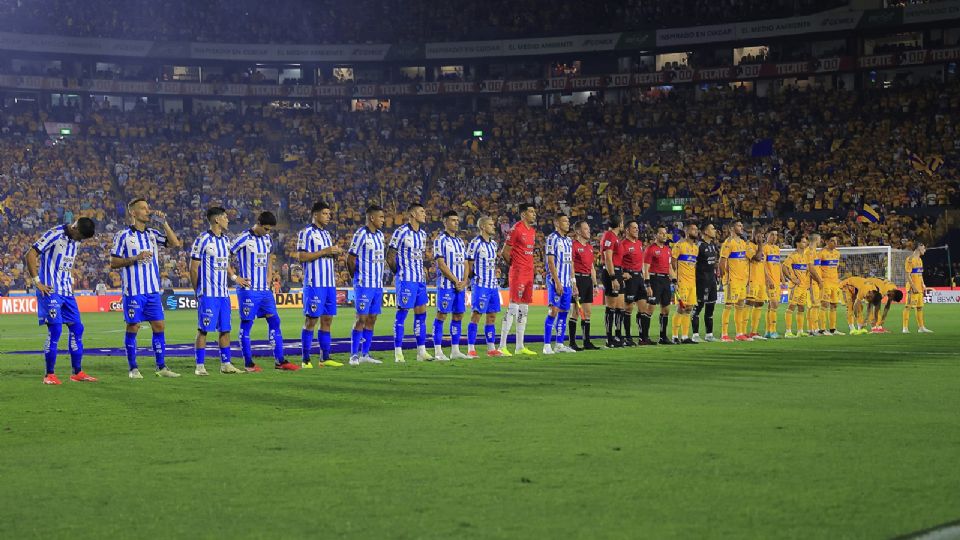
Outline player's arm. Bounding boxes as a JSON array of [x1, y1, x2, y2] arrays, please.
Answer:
[[569, 258, 578, 296], [189, 237, 203, 292], [810, 259, 823, 287], [547, 252, 561, 290], [436, 255, 459, 289], [782, 261, 797, 285], [158, 218, 182, 249], [110, 232, 152, 269], [463, 259, 474, 287], [499, 236, 513, 265], [229, 262, 250, 288], [189, 259, 200, 291], [764, 257, 776, 289], [24, 247, 52, 295]]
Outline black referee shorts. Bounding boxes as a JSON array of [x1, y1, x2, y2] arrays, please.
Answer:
[[624, 273, 647, 304], [601, 268, 623, 298], [696, 276, 719, 304], [575, 274, 594, 304], [648, 275, 672, 308]]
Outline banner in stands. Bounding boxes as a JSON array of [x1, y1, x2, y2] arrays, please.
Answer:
[[903, 0, 960, 24], [424, 33, 621, 59]]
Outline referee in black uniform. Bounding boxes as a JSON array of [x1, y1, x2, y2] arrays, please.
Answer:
[[692, 222, 720, 342]]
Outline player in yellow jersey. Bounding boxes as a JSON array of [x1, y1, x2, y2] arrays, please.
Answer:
[[805, 234, 824, 336], [744, 230, 767, 341], [839, 275, 872, 334], [782, 236, 822, 338], [863, 277, 904, 333], [671, 223, 700, 344], [719, 221, 750, 342], [903, 243, 932, 333], [761, 230, 782, 339], [817, 235, 844, 335]]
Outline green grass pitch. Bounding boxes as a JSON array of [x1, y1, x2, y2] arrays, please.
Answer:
[[0, 304, 958, 539]]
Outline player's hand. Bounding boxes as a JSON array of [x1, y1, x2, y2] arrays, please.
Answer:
[[153, 211, 167, 224], [572, 284, 579, 298], [36, 282, 52, 296], [136, 250, 154, 261], [553, 277, 563, 291], [456, 279, 468, 291], [327, 246, 343, 257], [646, 285, 653, 295], [236, 276, 251, 287], [623, 272, 632, 280]]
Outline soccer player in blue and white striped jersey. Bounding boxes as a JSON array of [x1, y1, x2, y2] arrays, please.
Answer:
[[543, 215, 579, 355], [432, 211, 469, 361], [190, 207, 245, 376], [346, 205, 387, 365], [464, 216, 503, 358], [26, 218, 97, 384], [294, 202, 344, 368], [387, 203, 431, 363], [110, 198, 183, 379], [232, 211, 299, 373]]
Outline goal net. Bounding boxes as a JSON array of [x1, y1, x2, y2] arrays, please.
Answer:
[[779, 246, 911, 285]]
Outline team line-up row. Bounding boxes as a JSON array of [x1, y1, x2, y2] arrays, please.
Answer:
[[25, 199, 934, 384]]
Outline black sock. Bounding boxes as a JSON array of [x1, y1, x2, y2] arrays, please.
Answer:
[[614, 308, 624, 339], [692, 303, 702, 334], [705, 303, 715, 334], [624, 311, 632, 339], [605, 308, 614, 340], [582, 319, 591, 343], [640, 312, 651, 340], [568, 319, 578, 345], [659, 313, 669, 340]]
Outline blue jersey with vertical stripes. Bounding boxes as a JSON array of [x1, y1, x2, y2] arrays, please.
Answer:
[[111, 226, 169, 296], [32, 225, 79, 296], [296, 225, 337, 287], [191, 231, 231, 297], [388, 223, 427, 283], [466, 235, 499, 289], [545, 232, 573, 288], [433, 231, 466, 289], [230, 230, 272, 291], [349, 226, 385, 288]]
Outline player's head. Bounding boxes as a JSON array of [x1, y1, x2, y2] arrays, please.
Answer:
[[867, 290, 883, 307], [656, 226, 669, 244], [826, 235, 838, 249], [702, 222, 717, 240], [127, 198, 150, 224], [206, 206, 228, 228], [519, 203, 537, 226], [809, 233, 821, 248], [731, 221, 743, 237], [686, 223, 699, 241], [765, 229, 778, 244], [796, 235, 808, 250], [888, 289, 904, 303], [915, 242, 926, 256], [69, 218, 96, 241], [576, 221, 591, 240], [554, 214, 570, 235], [477, 216, 495, 237], [255, 211, 277, 235], [752, 229, 764, 244], [366, 205, 385, 230], [625, 220, 639, 240], [442, 210, 460, 233], [407, 203, 426, 226], [311, 201, 331, 227], [607, 216, 622, 234]]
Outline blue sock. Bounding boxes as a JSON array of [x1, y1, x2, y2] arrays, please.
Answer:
[[68, 322, 84, 374], [318, 330, 332, 360], [468, 322, 478, 346], [239, 319, 255, 367], [361, 329, 374, 356], [556, 312, 569, 345], [195, 346, 206, 365], [415, 313, 427, 347], [394, 309, 408, 348], [152, 332, 166, 370], [124, 331, 138, 370], [301, 328, 314, 362], [220, 345, 232, 364], [351, 328, 362, 356], [267, 316, 284, 364], [433, 318, 444, 348], [484, 324, 496, 346], [544, 313, 556, 346], [44, 323, 62, 374], [451, 319, 462, 347]]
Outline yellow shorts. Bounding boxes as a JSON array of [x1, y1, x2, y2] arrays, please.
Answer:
[[725, 282, 747, 304], [906, 290, 924, 308], [746, 281, 768, 302], [821, 283, 841, 304], [767, 286, 782, 303], [790, 286, 809, 306], [676, 282, 697, 308]]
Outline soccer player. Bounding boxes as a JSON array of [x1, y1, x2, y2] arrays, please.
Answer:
[[744, 230, 767, 341], [719, 221, 750, 342], [26, 218, 98, 384], [190, 207, 245, 376], [498, 203, 538, 356], [347, 205, 387, 365], [671, 223, 699, 344], [543, 214, 578, 355], [864, 277, 904, 332], [232, 211, 300, 372], [818, 236, 844, 335], [761, 230, 783, 339], [620, 220, 648, 346], [464, 216, 503, 358], [903, 243, 932, 333], [388, 203, 431, 363], [294, 202, 343, 368], [805, 234, 824, 336], [839, 275, 872, 334], [782, 236, 821, 338], [569, 221, 599, 350], [643, 226, 674, 345], [110, 198, 183, 379], [600, 217, 625, 348], [692, 222, 720, 342], [433, 210, 469, 361]]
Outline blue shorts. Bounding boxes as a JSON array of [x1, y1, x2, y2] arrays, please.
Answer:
[[37, 293, 81, 325], [437, 288, 466, 314], [238, 289, 279, 321], [396, 281, 428, 310], [472, 286, 501, 314], [123, 293, 165, 324], [198, 296, 232, 333], [547, 282, 573, 311], [303, 286, 337, 318], [355, 287, 383, 316]]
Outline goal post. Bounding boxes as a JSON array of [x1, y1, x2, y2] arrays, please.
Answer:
[[779, 246, 911, 285]]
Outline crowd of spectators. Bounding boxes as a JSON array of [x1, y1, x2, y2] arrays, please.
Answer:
[[1, 78, 958, 293]]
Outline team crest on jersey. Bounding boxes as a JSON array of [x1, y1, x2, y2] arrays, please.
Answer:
[[128, 308, 136, 319], [401, 291, 411, 304], [243, 307, 251, 316], [441, 300, 448, 309], [358, 298, 367, 310], [310, 300, 318, 311], [48, 308, 58, 319], [202, 317, 211, 327]]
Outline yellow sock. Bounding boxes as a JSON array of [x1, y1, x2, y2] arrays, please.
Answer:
[[797, 312, 806, 333], [917, 309, 925, 328], [829, 309, 837, 331], [902, 308, 910, 329], [736, 306, 747, 335], [785, 310, 794, 332], [681, 314, 690, 338], [810, 307, 819, 331], [768, 308, 777, 334], [820, 308, 827, 330], [751, 306, 762, 334], [721, 306, 731, 336], [672, 313, 681, 337]]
